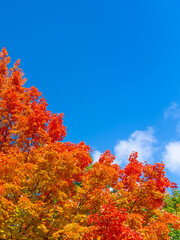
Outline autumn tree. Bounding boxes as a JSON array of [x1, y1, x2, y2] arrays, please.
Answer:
[[0, 47, 180, 239]]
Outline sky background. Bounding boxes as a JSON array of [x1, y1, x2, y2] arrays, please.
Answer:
[[1, 0, 180, 186]]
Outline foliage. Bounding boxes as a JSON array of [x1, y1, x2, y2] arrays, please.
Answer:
[[164, 190, 180, 239], [0, 47, 180, 239]]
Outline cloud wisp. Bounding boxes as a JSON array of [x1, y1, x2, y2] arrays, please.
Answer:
[[164, 102, 180, 119], [164, 102, 180, 134]]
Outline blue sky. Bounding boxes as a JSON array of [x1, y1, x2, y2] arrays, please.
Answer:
[[1, 0, 180, 186]]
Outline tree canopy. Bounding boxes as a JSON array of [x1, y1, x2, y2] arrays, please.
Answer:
[[0, 47, 180, 239]]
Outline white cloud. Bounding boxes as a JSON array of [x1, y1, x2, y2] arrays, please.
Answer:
[[114, 127, 156, 165], [162, 142, 180, 174], [164, 102, 180, 119], [164, 102, 180, 135], [176, 121, 180, 134], [92, 150, 102, 163]]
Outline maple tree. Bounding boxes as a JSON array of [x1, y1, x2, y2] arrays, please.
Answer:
[[0, 47, 180, 239]]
